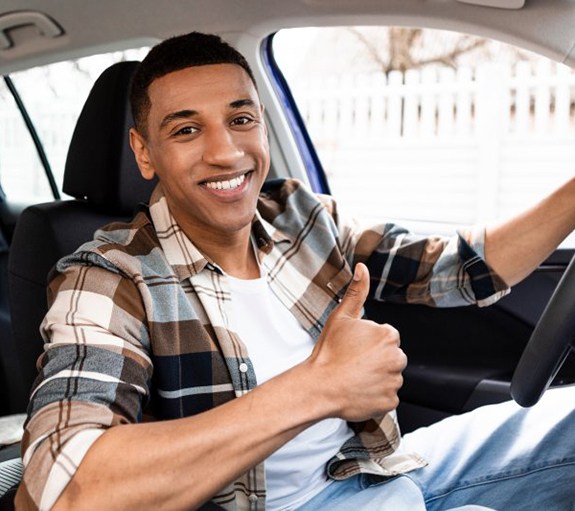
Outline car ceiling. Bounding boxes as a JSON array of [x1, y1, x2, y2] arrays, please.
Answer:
[[0, 0, 574, 75]]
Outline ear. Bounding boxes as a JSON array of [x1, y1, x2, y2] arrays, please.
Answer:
[[129, 128, 156, 181]]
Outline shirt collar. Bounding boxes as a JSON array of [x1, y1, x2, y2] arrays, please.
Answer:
[[148, 184, 290, 281]]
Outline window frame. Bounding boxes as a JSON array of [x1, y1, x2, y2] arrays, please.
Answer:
[[2, 75, 60, 200], [262, 34, 330, 195]]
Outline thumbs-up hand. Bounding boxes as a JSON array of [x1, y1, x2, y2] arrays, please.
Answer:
[[306, 263, 407, 422]]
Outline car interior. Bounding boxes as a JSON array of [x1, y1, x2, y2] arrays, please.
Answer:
[[1, 0, 575, 507], [8, 60, 158, 413]]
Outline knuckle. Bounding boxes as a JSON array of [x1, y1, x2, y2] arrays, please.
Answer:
[[398, 348, 408, 367], [380, 323, 400, 343], [382, 323, 399, 336], [387, 394, 400, 410]]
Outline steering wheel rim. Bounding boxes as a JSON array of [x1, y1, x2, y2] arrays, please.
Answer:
[[511, 253, 575, 407]]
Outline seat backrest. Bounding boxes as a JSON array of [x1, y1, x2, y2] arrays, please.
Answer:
[[7, 60, 157, 411]]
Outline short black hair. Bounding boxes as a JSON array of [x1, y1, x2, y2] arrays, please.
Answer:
[[130, 32, 257, 136]]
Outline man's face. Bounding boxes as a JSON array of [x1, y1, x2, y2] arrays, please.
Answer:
[[130, 64, 270, 242]]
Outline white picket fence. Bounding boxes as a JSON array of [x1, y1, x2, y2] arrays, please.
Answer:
[[290, 60, 575, 227]]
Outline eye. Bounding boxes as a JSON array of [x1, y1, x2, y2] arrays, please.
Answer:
[[174, 125, 199, 136], [231, 115, 255, 127]]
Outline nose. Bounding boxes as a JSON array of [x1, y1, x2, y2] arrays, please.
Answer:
[[202, 126, 244, 167]]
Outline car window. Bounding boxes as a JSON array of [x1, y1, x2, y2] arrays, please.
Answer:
[[272, 27, 575, 245], [0, 80, 41, 202], [0, 47, 148, 204]]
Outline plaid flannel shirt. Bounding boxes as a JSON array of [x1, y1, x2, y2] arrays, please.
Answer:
[[17, 178, 509, 510]]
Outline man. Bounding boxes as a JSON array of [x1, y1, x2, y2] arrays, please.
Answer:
[[16, 32, 575, 510]]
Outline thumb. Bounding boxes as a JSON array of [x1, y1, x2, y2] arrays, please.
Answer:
[[337, 263, 370, 319]]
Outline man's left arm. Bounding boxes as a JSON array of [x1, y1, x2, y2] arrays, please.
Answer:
[[485, 177, 575, 287]]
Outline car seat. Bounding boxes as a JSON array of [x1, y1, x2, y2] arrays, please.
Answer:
[[7, 60, 157, 413]]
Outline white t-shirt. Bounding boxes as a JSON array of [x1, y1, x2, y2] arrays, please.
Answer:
[[227, 272, 354, 510]]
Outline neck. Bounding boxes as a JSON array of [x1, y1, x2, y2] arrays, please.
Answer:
[[190, 227, 260, 280]]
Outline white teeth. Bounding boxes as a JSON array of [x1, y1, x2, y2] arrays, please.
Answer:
[[205, 173, 246, 191]]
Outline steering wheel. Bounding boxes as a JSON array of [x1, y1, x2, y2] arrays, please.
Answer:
[[511, 254, 575, 407]]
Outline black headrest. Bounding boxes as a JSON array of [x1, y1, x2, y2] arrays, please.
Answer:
[[63, 60, 157, 215]]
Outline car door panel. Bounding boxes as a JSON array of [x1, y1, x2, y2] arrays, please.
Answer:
[[365, 249, 575, 432]]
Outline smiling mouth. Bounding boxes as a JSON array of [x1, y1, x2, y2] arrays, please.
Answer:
[[202, 171, 251, 191]]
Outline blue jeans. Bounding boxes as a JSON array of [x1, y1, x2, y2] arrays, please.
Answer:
[[296, 385, 575, 510]]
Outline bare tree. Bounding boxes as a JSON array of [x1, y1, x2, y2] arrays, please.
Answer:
[[348, 27, 490, 73]]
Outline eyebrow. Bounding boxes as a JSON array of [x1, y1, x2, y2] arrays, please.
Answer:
[[159, 109, 198, 131], [230, 98, 256, 109], [159, 99, 258, 131]]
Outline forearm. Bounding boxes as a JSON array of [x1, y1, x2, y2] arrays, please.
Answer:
[[52, 363, 326, 511], [485, 176, 575, 286]]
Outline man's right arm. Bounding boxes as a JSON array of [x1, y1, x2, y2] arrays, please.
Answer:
[[17, 263, 405, 511]]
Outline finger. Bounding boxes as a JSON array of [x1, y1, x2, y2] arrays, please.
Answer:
[[382, 323, 401, 347], [337, 263, 370, 319]]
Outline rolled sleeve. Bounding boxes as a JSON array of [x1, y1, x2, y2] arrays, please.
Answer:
[[456, 227, 510, 307], [334, 206, 509, 307], [17, 263, 152, 510]]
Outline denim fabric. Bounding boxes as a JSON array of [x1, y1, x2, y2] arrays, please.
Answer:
[[297, 385, 575, 510]]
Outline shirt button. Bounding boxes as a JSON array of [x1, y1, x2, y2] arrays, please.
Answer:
[[248, 493, 258, 503], [239, 363, 248, 373]]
